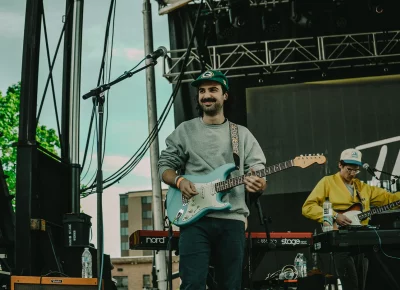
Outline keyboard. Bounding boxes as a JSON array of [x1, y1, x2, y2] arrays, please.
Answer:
[[129, 230, 313, 251], [312, 228, 400, 253]]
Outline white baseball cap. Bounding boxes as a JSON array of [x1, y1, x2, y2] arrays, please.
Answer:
[[340, 148, 362, 166]]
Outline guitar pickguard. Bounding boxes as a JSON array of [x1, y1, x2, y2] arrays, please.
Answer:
[[342, 211, 362, 226], [180, 180, 229, 222]]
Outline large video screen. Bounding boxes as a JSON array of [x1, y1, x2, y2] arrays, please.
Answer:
[[246, 75, 400, 195]]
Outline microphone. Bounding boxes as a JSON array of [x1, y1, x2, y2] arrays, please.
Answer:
[[363, 163, 379, 180], [146, 46, 167, 61]]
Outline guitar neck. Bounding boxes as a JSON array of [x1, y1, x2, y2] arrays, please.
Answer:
[[215, 159, 294, 192], [358, 200, 400, 221]]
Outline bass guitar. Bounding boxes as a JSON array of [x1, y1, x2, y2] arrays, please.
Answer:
[[166, 154, 326, 227], [333, 199, 400, 230]]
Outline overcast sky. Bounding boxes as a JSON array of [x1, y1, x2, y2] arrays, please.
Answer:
[[0, 0, 174, 258]]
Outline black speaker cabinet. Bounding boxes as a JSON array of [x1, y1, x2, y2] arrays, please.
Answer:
[[11, 276, 103, 290]]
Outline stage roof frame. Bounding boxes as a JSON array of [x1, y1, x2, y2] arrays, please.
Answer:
[[162, 30, 400, 83]]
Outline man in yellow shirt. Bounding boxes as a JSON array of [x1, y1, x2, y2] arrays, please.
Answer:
[[302, 148, 400, 290]]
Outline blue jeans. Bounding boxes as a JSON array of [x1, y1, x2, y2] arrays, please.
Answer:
[[179, 217, 245, 290]]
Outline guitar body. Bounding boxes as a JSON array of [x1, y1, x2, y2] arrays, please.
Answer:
[[166, 164, 237, 227], [165, 154, 327, 227], [333, 203, 363, 230]]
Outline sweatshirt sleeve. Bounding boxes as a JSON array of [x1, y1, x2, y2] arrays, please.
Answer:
[[302, 177, 328, 223], [157, 128, 188, 181], [242, 129, 266, 173], [368, 185, 400, 207]]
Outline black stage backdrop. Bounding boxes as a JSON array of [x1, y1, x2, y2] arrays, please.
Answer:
[[246, 75, 400, 195], [245, 75, 400, 289]]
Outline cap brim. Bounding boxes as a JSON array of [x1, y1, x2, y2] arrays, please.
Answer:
[[191, 79, 203, 88], [191, 78, 228, 91], [342, 159, 362, 166]]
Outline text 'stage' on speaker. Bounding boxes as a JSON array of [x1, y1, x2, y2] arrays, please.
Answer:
[[11, 276, 103, 290]]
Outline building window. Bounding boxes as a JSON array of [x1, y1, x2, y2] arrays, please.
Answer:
[[143, 274, 151, 288], [120, 196, 128, 206], [120, 227, 128, 236], [121, 242, 129, 250], [143, 225, 153, 230], [120, 212, 128, 221], [114, 276, 128, 290], [142, 196, 152, 204], [142, 211, 152, 219]]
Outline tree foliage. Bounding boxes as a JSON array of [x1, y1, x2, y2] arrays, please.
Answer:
[[0, 82, 60, 204]]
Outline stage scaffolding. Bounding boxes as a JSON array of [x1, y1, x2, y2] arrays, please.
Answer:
[[163, 30, 400, 83]]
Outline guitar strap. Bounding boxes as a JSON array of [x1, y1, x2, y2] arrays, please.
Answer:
[[229, 121, 240, 170]]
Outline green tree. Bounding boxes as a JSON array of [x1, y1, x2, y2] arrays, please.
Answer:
[[0, 82, 60, 206]]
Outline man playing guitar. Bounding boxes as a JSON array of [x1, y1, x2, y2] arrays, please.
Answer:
[[158, 70, 267, 290], [302, 148, 400, 290]]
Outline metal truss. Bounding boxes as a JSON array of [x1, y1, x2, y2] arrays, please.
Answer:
[[163, 30, 400, 83], [200, 0, 289, 11]]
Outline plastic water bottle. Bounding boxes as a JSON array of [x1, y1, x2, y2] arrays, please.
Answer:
[[301, 255, 307, 277], [82, 247, 92, 278], [323, 198, 333, 232], [294, 253, 307, 278]]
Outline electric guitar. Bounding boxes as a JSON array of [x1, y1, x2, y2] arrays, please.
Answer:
[[166, 154, 326, 227], [333, 200, 400, 230]]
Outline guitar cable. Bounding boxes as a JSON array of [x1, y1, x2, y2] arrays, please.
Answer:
[[371, 227, 400, 260]]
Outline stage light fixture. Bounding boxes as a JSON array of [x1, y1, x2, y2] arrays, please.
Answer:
[[216, 12, 235, 39], [228, 0, 250, 28], [290, 0, 312, 28]]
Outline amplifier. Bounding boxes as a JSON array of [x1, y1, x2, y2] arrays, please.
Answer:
[[11, 276, 102, 290]]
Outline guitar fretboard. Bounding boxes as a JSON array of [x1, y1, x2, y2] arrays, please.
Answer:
[[214, 160, 294, 192], [358, 200, 400, 221]]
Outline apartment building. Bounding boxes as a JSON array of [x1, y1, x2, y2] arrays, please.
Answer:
[[111, 189, 180, 290]]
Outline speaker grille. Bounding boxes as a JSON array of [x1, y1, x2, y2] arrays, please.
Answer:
[[11, 276, 101, 290], [16, 285, 97, 290]]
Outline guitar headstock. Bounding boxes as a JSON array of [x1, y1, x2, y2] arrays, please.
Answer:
[[293, 154, 327, 168]]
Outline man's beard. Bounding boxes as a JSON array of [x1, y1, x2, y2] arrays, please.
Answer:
[[199, 98, 224, 116], [200, 102, 223, 116]]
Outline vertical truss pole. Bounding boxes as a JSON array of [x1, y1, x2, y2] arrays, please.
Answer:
[[69, 0, 84, 213], [15, 0, 42, 275], [61, 0, 73, 163], [143, 1, 168, 289]]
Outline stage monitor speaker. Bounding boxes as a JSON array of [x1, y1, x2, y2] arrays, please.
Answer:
[[11, 276, 103, 290]]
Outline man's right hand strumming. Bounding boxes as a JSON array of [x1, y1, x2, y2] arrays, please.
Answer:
[[179, 179, 198, 200], [335, 213, 353, 226]]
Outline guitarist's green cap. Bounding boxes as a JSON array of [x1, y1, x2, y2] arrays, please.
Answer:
[[191, 70, 229, 91], [340, 148, 362, 166]]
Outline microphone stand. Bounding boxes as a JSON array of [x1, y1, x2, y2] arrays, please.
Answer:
[[373, 168, 400, 182], [81, 59, 157, 288], [246, 192, 275, 290]]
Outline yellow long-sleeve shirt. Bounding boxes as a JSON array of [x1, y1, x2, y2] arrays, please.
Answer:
[[302, 172, 400, 225]]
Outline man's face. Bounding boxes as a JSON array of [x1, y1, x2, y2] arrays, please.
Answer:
[[197, 81, 227, 116], [338, 162, 360, 183]]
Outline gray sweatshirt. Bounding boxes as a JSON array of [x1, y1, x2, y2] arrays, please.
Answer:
[[158, 117, 266, 222]]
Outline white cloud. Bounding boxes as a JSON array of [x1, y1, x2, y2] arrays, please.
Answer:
[[132, 156, 151, 177], [102, 155, 151, 178], [82, 154, 152, 177], [122, 48, 145, 60], [81, 185, 131, 258]]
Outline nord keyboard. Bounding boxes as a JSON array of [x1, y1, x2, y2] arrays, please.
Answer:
[[313, 228, 400, 253], [130, 230, 313, 251]]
